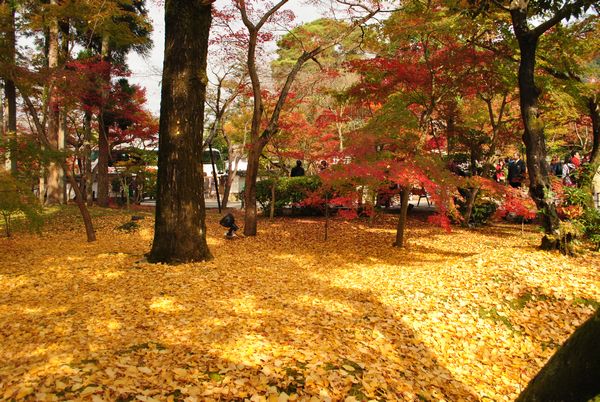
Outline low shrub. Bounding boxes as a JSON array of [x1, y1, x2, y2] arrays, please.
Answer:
[[0, 173, 43, 237], [255, 176, 323, 216]]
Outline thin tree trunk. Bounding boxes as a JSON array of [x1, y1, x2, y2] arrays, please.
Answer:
[[393, 188, 410, 248], [209, 143, 221, 213], [516, 308, 600, 402], [463, 187, 479, 227], [148, 0, 213, 263], [222, 151, 241, 209], [21, 92, 96, 241], [270, 180, 275, 219]]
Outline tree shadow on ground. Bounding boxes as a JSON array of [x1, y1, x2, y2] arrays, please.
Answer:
[[0, 213, 485, 400]]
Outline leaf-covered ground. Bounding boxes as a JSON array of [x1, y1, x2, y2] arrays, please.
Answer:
[[1, 207, 598, 401]]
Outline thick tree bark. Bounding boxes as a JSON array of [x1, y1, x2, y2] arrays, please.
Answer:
[[148, 0, 213, 264], [516, 308, 600, 402], [393, 188, 410, 247], [511, 11, 560, 242]]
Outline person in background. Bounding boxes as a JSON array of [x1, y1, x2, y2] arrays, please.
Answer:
[[318, 160, 328, 173], [494, 159, 506, 183], [562, 156, 576, 186], [571, 150, 581, 168], [203, 172, 210, 198], [550, 155, 563, 177], [290, 160, 305, 177], [507, 152, 526, 188]]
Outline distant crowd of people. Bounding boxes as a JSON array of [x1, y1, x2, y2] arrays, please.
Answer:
[[493, 151, 589, 188], [549, 151, 583, 187], [493, 150, 600, 209]]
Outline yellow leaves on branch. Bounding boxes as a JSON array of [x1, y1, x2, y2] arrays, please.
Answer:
[[0, 207, 598, 401]]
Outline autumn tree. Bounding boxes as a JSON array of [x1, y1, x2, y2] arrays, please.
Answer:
[[536, 18, 599, 181], [472, 0, 597, 249], [268, 17, 371, 168], [205, 69, 247, 208], [148, 0, 213, 263], [222, 0, 380, 236], [84, 0, 152, 207]]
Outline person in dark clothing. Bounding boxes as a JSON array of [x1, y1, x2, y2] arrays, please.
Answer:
[[550, 156, 563, 177], [508, 152, 526, 188], [290, 160, 305, 177]]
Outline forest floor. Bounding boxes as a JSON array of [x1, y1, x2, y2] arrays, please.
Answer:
[[0, 206, 599, 401]]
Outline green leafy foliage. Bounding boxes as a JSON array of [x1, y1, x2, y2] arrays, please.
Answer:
[[254, 176, 322, 216], [563, 186, 592, 207], [455, 188, 498, 226], [578, 208, 600, 250], [559, 186, 600, 249], [0, 172, 43, 237]]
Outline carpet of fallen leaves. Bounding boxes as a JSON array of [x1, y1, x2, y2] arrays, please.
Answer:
[[0, 206, 599, 402]]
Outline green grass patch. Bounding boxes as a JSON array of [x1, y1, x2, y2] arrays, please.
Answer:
[[573, 297, 600, 310], [478, 306, 515, 331]]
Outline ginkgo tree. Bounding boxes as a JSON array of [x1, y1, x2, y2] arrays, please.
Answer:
[[148, 0, 214, 263]]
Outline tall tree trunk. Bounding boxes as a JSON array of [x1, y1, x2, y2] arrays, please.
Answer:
[[393, 188, 410, 248], [148, 0, 212, 264], [96, 33, 111, 207], [1, 0, 17, 175], [5, 78, 16, 175], [46, 1, 62, 205], [516, 308, 600, 402], [512, 18, 560, 245], [58, 18, 69, 202], [84, 111, 93, 204], [0, 85, 4, 169]]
